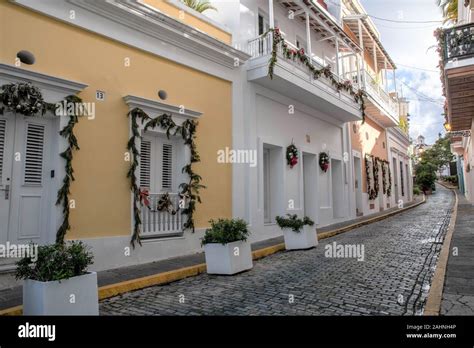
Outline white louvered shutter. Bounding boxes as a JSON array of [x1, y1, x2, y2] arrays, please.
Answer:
[[140, 139, 151, 189], [24, 123, 45, 185], [0, 120, 5, 183], [161, 143, 173, 191]]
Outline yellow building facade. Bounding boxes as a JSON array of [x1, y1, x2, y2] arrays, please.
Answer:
[[0, 1, 248, 270]]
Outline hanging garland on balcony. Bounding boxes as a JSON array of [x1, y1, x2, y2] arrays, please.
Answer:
[[267, 27, 367, 123], [319, 152, 330, 172], [365, 154, 378, 200], [434, 28, 448, 123], [0, 82, 82, 244], [127, 108, 205, 247], [286, 142, 299, 168]]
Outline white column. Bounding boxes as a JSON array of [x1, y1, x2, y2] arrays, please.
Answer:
[[373, 41, 378, 75], [358, 19, 366, 86], [393, 70, 397, 94], [269, 0, 274, 29], [335, 38, 340, 77], [384, 59, 388, 91], [356, 54, 362, 87], [306, 12, 312, 59]]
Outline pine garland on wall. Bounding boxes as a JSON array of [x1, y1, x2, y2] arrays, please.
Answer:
[[0, 83, 82, 244], [55, 95, 82, 244], [267, 27, 367, 123], [365, 154, 378, 200], [381, 159, 392, 197], [373, 156, 380, 198], [127, 108, 205, 247]]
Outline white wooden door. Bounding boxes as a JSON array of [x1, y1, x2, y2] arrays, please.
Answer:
[[0, 114, 15, 244], [0, 112, 53, 245]]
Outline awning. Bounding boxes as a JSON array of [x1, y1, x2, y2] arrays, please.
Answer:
[[278, 0, 361, 53], [343, 15, 396, 70]]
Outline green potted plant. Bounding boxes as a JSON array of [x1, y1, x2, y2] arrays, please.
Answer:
[[16, 241, 97, 315], [201, 218, 253, 275], [276, 214, 317, 250]]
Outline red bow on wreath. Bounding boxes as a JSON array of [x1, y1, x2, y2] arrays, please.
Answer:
[[139, 188, 150, 207]]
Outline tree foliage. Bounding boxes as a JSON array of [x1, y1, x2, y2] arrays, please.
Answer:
[[415, 162, 437, 193], [181, 0, 216, 13], [437, 0, 459, 24], [419, 136, 454, 172]]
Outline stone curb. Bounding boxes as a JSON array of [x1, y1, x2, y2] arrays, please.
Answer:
[[424, 185, 458, 316]]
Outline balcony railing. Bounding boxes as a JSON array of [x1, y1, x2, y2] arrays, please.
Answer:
[[444, 22, 474, 62], [342, 69, 398, 117], [362, 70, 398, 116], [247, 32, 356, 96], [247, 31, 400, 121], [141, 192, 183, 237]]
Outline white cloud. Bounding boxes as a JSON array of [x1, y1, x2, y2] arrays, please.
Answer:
[[361, 0, 445, 144]]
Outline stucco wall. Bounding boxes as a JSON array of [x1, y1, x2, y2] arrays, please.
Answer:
[[0, 2, 233, 240]]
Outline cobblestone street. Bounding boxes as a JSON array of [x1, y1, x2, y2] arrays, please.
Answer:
[[100, 185, 455, 316]]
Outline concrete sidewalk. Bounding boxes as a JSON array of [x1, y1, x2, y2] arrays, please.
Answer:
[[441, 192, 474, 315], [0, 196, 423, 313]]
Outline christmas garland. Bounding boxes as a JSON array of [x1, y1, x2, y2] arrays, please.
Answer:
[[373, 156, 380, 198], [55, 95, 82, 244], [365, 154, 377, 200], [434, 28, 448, 123], [381, 160, 392, 197], [0, 83, 81, 244], [286, 143, 298, 168], [319, 152, 330, 172], [267, 28, 367, 123], [127, 108, 205, 247]]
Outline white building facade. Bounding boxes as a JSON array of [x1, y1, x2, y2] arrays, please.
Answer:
[[208, 0, 366, 243]]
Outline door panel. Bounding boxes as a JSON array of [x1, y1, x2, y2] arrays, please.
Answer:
[[0, 115, 14, 244], [8, 115, 53, 245]]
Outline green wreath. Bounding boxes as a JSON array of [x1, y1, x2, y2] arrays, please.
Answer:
[[286, 143, 298, 168], [0, 82, 81, 244], [319, 152, 330, 172]]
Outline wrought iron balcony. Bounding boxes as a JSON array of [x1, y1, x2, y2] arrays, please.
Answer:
[[444, 23, 474, 63]]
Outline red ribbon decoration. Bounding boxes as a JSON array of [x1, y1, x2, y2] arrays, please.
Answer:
[[139, 188, 150, 207]]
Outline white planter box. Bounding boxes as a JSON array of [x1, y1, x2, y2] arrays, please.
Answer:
[[204, 240, 253, 275], [283, 225, 318, 250], [23, 272, 99, 316]]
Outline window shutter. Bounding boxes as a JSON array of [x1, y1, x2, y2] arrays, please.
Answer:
[[24, 123, 45, 185], [162, 143, 173, 191], [0, 120, 5, 183], [140, 140, 151, 189]]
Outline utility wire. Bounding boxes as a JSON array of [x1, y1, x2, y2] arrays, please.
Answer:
[[398, 80, 444, 103], [368, 14, 443, 24], [395, 63, 439, 73], [323, 0, 443, 24]]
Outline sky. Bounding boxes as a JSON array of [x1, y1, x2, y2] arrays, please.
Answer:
[[360, 0, 446, 144]]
